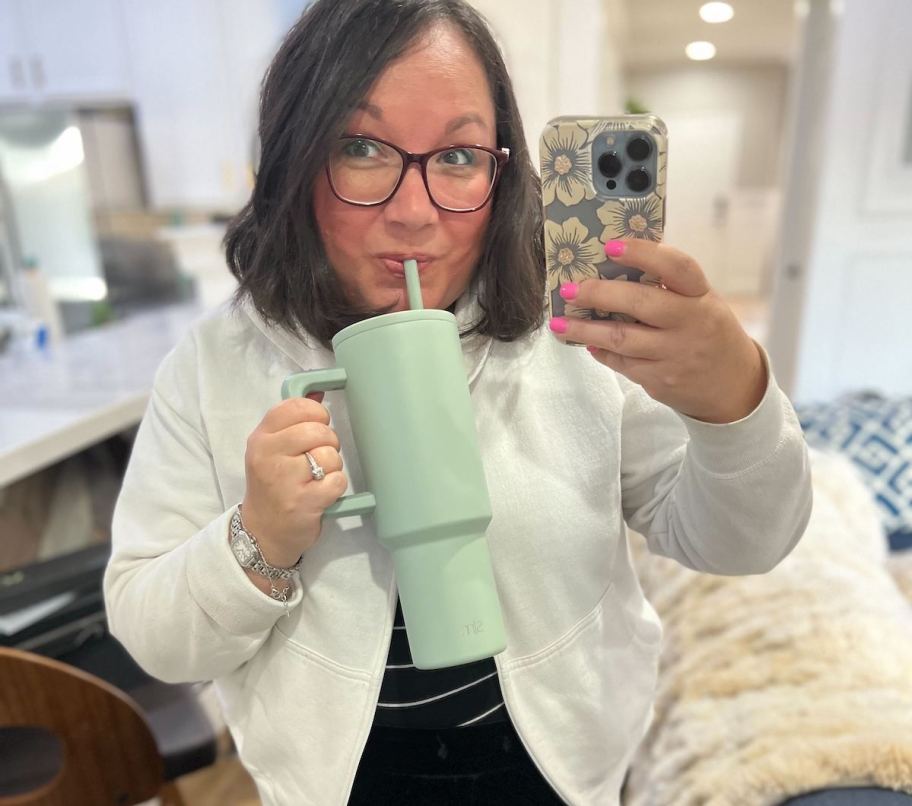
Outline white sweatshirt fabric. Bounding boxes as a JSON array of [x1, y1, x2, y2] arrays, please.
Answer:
[[104, 286, 812, 805]]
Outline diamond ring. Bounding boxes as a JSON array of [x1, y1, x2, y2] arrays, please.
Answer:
[[304, 451, 326, 481]]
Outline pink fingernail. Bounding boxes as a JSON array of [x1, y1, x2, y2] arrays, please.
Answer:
[[605, 240, 626, 258], [559, 282, 579, 300], [549, 317, 568, 334], [586, 346, 599, 354]]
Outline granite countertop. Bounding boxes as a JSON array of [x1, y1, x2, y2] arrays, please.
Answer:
[[0, 303, 205, 487]]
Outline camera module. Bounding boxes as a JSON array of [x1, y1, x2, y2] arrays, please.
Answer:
[[626, 167, 650, 193], [597, 152, 622, 178], [626, 137, 652, 162]]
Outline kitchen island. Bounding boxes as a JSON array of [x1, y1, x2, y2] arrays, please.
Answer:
[[0, 303, 205, 488]]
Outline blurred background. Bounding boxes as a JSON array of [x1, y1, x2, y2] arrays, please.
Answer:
[[0, 1, 910, 803]]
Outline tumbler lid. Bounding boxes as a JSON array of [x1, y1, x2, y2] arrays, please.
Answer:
[[331, 308, 455, 349]]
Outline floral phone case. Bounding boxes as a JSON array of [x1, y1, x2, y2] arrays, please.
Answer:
[[540, 114, 667, 327]]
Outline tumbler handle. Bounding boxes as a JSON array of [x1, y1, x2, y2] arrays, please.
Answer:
[[281, 369, 377, 519]]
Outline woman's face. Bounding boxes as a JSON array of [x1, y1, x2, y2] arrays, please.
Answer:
[[312, 25, 496, 314]]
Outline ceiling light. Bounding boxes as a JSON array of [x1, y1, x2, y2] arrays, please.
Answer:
[[685, 41, 717, 61], [699, 2, 734, 23]]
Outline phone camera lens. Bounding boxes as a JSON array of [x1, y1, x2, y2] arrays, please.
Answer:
[[626, 137, 652, 162], [626, 168, 650, 193], [598, 152, 622, 178]]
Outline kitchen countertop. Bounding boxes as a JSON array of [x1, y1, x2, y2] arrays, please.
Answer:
[[0, 302, 206, 488]]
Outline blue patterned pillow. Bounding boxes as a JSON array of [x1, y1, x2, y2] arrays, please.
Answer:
[[796, 392, 912, 552]]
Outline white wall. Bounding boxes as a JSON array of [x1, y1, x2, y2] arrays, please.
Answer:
[[600, 0, 627, 117], [767, 0, 912, 404], [624, 64, 789, 297], [626, 65, 790, 189], [468, 0, 624, 167]]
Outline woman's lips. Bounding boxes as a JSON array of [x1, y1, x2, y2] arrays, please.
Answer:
[[378, 257, 432, 276]]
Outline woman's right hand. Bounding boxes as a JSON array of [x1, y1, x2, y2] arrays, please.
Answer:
[[240, 393, 347, 567]]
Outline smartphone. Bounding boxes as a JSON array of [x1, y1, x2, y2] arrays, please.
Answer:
[[539, 114, 667, 328]]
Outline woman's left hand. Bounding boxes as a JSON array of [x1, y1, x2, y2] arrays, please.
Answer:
[[551, 239, 767, 424]]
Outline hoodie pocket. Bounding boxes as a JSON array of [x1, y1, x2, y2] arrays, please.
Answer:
[[499, 584, 660, 805], [218, 634, 375, 805]]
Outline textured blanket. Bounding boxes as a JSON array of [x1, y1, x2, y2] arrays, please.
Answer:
[[623, 449, 912, 806]]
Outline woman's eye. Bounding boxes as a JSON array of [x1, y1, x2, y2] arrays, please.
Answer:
[[343, 139, 380, 159], [439, 148, 475, 166]]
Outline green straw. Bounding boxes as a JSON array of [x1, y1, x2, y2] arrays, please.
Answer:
[[404, 258, 424, 310]]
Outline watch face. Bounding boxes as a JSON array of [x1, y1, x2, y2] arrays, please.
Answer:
[[231, 532, 258, 567]]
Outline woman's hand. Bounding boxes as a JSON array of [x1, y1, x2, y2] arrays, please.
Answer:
[[551, 239, 767, 424], [240, 393, 348, 567]]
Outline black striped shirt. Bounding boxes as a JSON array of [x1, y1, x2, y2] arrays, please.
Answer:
[[373, 596, 507, 729]]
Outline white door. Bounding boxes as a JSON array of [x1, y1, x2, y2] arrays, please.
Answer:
[[660, 112, 741, 295]]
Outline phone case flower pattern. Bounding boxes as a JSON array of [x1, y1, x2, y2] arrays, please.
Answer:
[[541, 115, 667, 323]]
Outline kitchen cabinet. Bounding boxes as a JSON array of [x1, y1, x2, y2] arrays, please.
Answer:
[[0, 302, 202, 487], [121, 0, 287, 211], [0, 0, 306, 211], [0, 0, 28, 102], [0, 0, 130, 102]]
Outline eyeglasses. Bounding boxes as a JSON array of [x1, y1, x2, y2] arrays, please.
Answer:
[[326, 135, 510, 213]]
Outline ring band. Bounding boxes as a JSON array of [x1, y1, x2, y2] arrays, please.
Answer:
[[304, 451, 326, 481]]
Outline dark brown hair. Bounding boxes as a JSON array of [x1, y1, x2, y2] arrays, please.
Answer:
[[225, 0, 545, 348]]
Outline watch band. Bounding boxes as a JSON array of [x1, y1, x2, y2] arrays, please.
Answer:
[[230, 507, 302, 581]]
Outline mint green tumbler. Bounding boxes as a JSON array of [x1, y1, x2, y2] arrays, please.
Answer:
[[281, 299, 507, 670]]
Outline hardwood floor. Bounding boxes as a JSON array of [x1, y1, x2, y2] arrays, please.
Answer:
[[175, 752, 261, 805]]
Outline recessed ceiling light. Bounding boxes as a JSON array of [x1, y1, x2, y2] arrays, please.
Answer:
[[699, 2, 734, 23], [685, 41, 717, 61]]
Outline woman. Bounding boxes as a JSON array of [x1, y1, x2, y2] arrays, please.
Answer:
[[104, 1, 812, 803]]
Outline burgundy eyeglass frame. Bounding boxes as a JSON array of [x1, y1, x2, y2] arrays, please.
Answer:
[[326, 134, 511, 213]]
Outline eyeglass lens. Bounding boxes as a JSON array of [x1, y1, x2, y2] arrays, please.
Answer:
[[329, 137, 497, 211]]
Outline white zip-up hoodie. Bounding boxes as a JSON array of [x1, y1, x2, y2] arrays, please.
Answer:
[[104, 287, 812, 805]]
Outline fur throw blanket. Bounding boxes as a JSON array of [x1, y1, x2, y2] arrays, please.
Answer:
[[623, 449, 912, 806]]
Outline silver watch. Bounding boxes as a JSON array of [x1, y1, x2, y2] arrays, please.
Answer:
[[229, 507, 302, 582]]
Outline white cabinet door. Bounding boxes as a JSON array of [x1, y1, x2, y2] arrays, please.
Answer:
[[17, 0, 130, 99], [122, 0, 239, 210], [122, 0, 283, 210], [0, 0, 29, 101]]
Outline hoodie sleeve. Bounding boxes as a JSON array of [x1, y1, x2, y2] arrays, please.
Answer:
[[103, 331, 302, 684], [619, 343, 813, 575]]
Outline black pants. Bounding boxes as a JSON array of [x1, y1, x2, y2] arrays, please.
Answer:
[[348, 719, 566, 805]]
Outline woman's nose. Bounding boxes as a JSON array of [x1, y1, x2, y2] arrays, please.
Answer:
[[383, 163, 438, 229]]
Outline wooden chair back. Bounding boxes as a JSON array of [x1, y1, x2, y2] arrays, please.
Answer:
[[0, 646, 166, 805]]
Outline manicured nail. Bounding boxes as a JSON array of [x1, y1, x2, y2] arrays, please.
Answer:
[[549, 317, 568, 334], [605, 240, 626, 258], [559, 282, 579, 301], [586, 346, 599, 354]]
